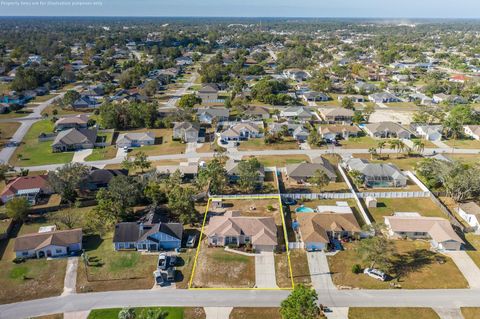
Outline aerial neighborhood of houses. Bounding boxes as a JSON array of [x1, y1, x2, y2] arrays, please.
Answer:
[[3, 15, 480, 319]]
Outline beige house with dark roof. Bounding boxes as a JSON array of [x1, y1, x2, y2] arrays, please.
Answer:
[[286, 158, 337, 183], [319, 108, 355, 124], [14, 228, 83, 258], [204, 211, 277, 252], [318, 125, 361, 141], [384, 213, 464, 251]]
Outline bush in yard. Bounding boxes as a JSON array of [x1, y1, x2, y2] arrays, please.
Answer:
[[267, 205, 275, 211], [352, 264, 362, 274]]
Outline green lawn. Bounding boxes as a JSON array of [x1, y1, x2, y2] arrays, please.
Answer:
[[244, 155, 309, 167], [444, 139, 480, 149], [237, 138, 299, 151], [465, 234, 480, 269], [85, 146, 117, 161], [364, 198, 446, 223], [349, 308, 440, 319], [328, 240, 468, 289], [76, 233, 158, 292], [341, 136, 379, 149], [88, 307, 204, 319], [11, 119, 74, 166]]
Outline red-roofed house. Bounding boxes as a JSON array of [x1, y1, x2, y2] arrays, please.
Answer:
[[449, 74, 469, 83], [0, 175, 53, 204]]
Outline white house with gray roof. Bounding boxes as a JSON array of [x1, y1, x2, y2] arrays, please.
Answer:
[[116, 132, 155, 148], [344, 158, 407, 188]]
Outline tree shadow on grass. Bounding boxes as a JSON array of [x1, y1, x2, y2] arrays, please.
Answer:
[[390, 249, 444, 283]]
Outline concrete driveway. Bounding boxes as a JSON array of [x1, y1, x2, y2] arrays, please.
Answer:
[[204, 307, 233, 319], [307, 251, 335, 290], [255, 251, 278, 288], [72, 149, 93, 163], [62, 257, 79, 296], [444, 251, 480, 288]]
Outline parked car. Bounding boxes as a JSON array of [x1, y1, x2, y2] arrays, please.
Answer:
[[158, 253, 168, 270], [153, 270, 165, 286], [364, 268, 387, 281], [169, 255, 178, 267], [282, 197, 297, 206], [186, 235, 197, 248], [165, 267, 175, 281]]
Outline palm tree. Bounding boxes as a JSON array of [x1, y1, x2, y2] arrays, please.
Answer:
[[413, 139, 425, 154], [377, 141, 386, 158], [368, 147, 377, 160], [389, 139, 405, 158]]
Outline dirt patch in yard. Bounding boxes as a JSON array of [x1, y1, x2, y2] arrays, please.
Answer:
[[229, 308, 281, 319], [191, 245, 255, 288], [275, 249, 311, 288]]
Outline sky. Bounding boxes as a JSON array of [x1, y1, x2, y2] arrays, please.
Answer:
[[1, 0, 480, 18]]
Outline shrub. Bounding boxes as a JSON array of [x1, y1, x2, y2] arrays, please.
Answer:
[[267, 205, 274, 211], [352, 264, 362, 274]]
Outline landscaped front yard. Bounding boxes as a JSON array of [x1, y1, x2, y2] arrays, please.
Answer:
[[76, 233, 158, 292], [328, 240, 468, 289], [11, 119, 74, 166], [87, 307, 205, 319], [348, 308, 440, 319], [364, 198, 447, 223]]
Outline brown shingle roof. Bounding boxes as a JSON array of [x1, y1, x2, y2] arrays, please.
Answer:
[[14, 228, 82, 251], [1, 175, 51, 198], [297, 212, 361, 244]]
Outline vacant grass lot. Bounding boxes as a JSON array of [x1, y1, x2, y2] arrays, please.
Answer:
[[444, 139, 480, 149], [364, 198, 446, 223], [229, 308, 281, 319], [0, 121, 20, 147], [340, 136, 380, 149], [191, 245, 255, 288], [328, 240, 467, 289], [88, 307, 205, 319], [237, 138, 299, 151], [244, 155, 309, 167], [76, 233, 158, 293], [461, 307, 480, 319], [275, 249, 310, 288], [348, 308, 440, 319], [11, 119, 74, 166]]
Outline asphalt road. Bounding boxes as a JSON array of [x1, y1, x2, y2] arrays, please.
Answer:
[[0, 88, 81, 164], [2, 288, 480, 319]]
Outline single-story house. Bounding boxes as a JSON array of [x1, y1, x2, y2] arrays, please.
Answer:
[[345, 158, 408, 188], [280, 106, 313, 122], [244, 106, 270, 120], [283, 69, 311, 82], [384, 213, 464, 251], [355, 81, 377, 94], [368, 92, 402, 103], [1, 174, 53, 204], [225, 160, 265, 183], [302, 92, 330, 102], [337, 95, 365, 103], [197, 107, 229, 124], [113, 221, 183, 251], [55, 114, 89, 131], [220, 122, 262, 141], [286, 159, 337, 183], [197, 84, 220, 101], [83, 168, 128, 190], [457, 202, 480, 231], [297, 209, 361, 251], [156, 162, 199, 181], [363, 122, 413, 139], [72, 95, 101, 108], [415, 125, 443, 141], [268, 122, 302, 135], [464, 125, 480, 141], [116, 132, 155, 148], [14, 228, 83, 258], [52, 128, 97, 152], [292, 126, 309, 142], [204, 210, 277, 252], [318, 125, 361, 141], [173, 122, 204, 143], [319, 108, 355, 124]]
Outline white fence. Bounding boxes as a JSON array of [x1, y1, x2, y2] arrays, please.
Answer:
[[357, 191, 431, 199], [281, 193, 354, 200], [209, 193, 280, 199], [288, 242, 304, 249]]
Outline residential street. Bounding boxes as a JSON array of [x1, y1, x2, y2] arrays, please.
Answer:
[[5, 287, 480, 319]]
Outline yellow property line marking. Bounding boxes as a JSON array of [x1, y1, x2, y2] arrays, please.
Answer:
[[188, 195, 294, 290]]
